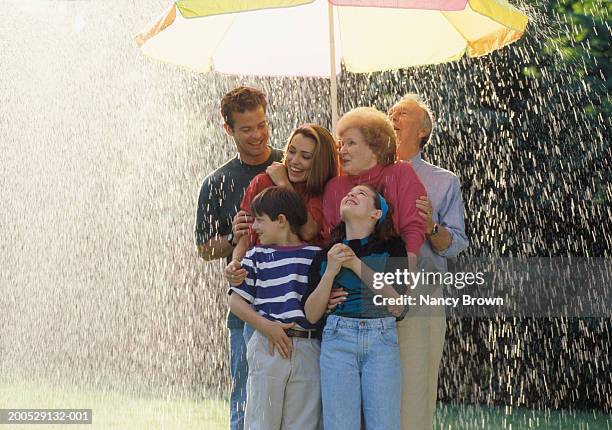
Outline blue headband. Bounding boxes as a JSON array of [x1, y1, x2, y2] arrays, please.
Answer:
[[377, 193, 388, 225]]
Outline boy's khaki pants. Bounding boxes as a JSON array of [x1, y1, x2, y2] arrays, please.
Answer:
[[397, 286, 446, 430], [244, 330, 322, 430]]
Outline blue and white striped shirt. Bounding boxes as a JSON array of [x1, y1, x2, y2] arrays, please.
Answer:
[[229, 244, 321, 329]]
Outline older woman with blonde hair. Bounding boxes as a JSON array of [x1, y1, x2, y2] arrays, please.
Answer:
[[322, 107, 427, 268]]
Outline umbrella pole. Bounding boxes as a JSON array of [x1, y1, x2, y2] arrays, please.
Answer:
[[327, 1, 339, 133]]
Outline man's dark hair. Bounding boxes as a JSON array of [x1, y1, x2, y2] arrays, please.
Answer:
[[251, 187, 307, 235], [221, 86, 267, 129]]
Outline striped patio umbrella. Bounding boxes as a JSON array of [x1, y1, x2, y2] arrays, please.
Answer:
[[136, 0, 528, 126]]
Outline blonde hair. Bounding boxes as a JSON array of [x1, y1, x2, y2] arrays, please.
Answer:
[[337, 107, 396, 166]]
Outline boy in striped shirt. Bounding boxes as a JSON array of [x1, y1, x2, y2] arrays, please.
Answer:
[[228, 187, 322, 430]]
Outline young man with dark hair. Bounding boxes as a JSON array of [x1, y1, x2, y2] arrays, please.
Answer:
[[228, 186, 322, 430], [195, 86, 283, 430]]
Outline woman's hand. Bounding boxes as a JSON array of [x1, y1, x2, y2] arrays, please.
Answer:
[[327, 288, 348, 311], [225, 260, 247, 286], [232, 210, 253, 242], [266, 162, 291, 188]]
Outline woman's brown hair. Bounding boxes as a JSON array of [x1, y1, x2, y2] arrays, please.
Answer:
[[284, 124, 339, 196]]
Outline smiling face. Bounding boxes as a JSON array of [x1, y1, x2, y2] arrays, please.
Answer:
[[252, 213, 282, 245], [284, 133, 315, 183], [340, 185, 381, 223], [388, 101, 430, 160], [224, 106, 271, 165], [337, 127, 378, 176]]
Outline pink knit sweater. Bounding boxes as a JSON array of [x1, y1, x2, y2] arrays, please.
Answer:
[[322, 162, 427, 255]]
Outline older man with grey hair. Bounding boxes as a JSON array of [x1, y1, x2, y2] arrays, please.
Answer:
[[389, 93, 469, 430]]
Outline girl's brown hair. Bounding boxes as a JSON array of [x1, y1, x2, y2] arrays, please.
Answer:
[[329, 184, 399, 246]]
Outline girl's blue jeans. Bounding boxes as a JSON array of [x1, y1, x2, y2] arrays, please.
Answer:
[[320, 315, 402, 430]]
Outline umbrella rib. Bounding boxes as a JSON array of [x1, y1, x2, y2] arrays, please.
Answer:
[[209, 16, 238, 73], [440, 10, 471, 47]]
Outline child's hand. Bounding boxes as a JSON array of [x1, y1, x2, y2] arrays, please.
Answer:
[[261, 320, 295, 359], [341, 253, 360, 274], [225, 260, 247, 286], [327, 244, 355, 275]]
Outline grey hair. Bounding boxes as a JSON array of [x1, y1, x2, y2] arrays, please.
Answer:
[[399, 93, 434, 148]]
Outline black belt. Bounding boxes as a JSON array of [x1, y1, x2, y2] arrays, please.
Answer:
[[285, 328, 321, 340]]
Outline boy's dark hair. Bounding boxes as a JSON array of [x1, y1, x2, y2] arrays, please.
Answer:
[[221, 86, 267, 129], [251, 187, 307, 236], [330, 184, 398, 245]]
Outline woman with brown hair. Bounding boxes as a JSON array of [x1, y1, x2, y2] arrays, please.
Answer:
[[227, 124, 339, 277]]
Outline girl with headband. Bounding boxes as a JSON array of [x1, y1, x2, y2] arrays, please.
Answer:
[[304, 184, 408, 430]]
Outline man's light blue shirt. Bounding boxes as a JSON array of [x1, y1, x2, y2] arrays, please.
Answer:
[[410, 152, 469, 273]]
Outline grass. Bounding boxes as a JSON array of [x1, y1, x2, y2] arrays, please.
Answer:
[[435, 403, 612, 430], [1, 382, 610, 429]]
